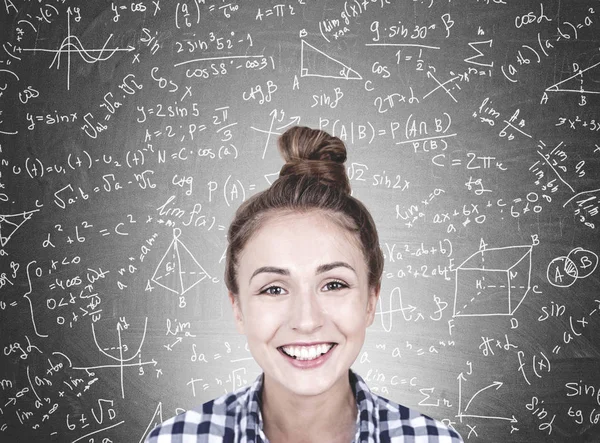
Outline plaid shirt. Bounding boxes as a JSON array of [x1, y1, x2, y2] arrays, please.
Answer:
[[146, 370, 463, 442]]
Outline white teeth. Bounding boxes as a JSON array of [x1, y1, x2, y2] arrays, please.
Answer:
[[281, 343, 335, 360]]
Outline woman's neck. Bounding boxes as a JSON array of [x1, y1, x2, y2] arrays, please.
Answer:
[[260, 372, 357, 443]]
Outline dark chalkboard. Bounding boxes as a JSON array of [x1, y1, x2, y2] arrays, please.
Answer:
[[1, 0, 600, 441]]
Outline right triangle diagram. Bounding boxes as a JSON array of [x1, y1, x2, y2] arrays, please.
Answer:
[[300, 40, 362, 80]]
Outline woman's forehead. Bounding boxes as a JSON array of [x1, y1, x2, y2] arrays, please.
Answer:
[[258, 210, 358, 245], [238, 210, 365, 271], [262, 208, 355, 232]]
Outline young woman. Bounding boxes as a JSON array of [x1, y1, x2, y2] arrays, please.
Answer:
[[146, 127, 463, 442]]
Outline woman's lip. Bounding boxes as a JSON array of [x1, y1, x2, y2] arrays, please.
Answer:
[[278, 341, 337, 347], [278, 344, 336, 368]]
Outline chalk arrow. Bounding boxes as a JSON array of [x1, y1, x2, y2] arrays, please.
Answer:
[[276, 116, 301, 131], [456, 372, 466, 419], [457, 413, 518, 422]]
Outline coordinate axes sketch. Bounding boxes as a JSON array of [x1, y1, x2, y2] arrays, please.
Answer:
[[85, 318, 153, 399], [19, 11, 134, 90]]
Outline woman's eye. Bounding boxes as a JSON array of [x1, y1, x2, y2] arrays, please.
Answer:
[[323, 280, 347, 291], [260, 285, 285, 296]]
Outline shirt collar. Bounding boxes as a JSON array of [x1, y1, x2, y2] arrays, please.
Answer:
[[351, 370, 378, 443], [244, 370, 378, 443]]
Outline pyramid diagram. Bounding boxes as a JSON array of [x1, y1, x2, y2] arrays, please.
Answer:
[[300, 40, 362, 80], [151, 229, 210, 295], [0, 209, 39, 247], [264, 172, 279, 185]]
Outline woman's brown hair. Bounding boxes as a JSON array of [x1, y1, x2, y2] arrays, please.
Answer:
[[225, 126, 384, 295]]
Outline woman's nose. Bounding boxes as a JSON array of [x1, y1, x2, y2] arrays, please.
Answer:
[[288, 287, 324, 332]]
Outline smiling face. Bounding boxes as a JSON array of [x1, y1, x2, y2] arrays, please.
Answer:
[[229, 210, 380, 397]]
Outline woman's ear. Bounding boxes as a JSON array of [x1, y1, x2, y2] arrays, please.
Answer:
[[366, 283, 381, 327], [229, 291, 245, 334]]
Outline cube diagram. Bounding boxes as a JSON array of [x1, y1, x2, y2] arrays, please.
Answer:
[[453, 246, 532, 317]]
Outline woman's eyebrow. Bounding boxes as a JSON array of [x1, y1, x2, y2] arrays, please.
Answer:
[[249, 266, 289, 283], [316, 261, 356, 275], [249, 262, 356, 283]]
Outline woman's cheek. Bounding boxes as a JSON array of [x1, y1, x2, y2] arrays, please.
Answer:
[[326, 298, 365, 327], [246, 301, 286, 331]]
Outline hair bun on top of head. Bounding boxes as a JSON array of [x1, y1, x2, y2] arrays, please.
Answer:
[[277, 126, 351, 195]]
